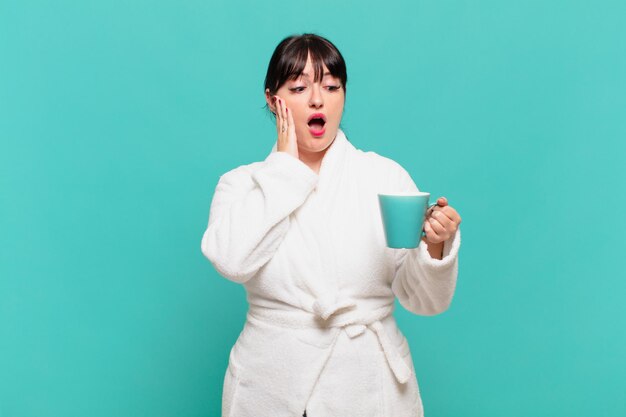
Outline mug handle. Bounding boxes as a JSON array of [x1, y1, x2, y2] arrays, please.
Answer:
[[427, 201, 440, 215], [422, 201, 440, 235]]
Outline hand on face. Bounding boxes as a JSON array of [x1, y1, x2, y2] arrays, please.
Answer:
[[272, 95, 298, 159], [423, 197, 462, 244]]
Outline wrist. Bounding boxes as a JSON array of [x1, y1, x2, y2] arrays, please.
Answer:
[[421, 236, 444, 260]]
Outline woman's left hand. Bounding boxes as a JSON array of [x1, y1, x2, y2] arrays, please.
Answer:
[[423, 197, 462, 245]]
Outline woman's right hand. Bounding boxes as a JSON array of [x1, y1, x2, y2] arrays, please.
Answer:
[[273, 95, 298, 159]]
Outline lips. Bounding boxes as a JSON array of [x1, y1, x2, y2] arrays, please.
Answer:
[[307, 113, 326, 136], [307, 113, 327, 127]]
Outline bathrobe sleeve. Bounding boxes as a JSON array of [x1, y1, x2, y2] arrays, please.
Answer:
[[201, 151, 319, 284], [390, 165, 461, 316]]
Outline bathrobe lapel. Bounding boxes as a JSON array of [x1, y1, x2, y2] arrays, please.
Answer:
[[269, 131, 352, 312]]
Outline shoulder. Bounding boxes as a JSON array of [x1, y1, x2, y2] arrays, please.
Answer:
[[352, 147, 411, 178], [349, 146, 418, 192], [216, 150, 315, 190], [220, 160, 264, 178], [216, 160, 264, 189]]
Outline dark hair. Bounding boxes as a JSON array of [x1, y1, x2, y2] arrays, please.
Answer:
[[263, 33, 348, 116]]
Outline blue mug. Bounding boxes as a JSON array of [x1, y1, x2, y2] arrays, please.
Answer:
[[378, 192, 439, 249]]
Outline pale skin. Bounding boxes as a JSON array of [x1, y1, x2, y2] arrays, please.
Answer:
[[264, 53, 344, 174], [422, 197, 462, 259], [264, 55, 462, 259]]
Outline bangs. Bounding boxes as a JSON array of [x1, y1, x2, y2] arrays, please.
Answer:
[[264, 33, 348, 94], [283, 46, 343, 84]]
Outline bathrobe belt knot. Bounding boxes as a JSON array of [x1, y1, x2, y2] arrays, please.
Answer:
[[248, 294, 413, 384], [312, 292, 357, 320], [311, 293, 413, 385]]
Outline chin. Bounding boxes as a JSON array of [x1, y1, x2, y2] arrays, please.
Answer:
[[302, 137, 334, 153], [296, 128, 332, 149]]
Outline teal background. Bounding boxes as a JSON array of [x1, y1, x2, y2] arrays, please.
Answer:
[[1, 0, 625, 416]]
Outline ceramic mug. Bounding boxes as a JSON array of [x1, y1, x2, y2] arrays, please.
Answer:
[[378, 192, 439, 249]]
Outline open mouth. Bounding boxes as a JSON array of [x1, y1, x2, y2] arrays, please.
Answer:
[[307, 113, 326, 135], [308, 118, 326, 129]]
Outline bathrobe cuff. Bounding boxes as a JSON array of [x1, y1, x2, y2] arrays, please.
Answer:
[[391, 226, 461, 315], [416, 226, 461, 272]]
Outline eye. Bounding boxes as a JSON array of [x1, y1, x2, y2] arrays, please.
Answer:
[[290, 87, 306, 93], [327, 86, 341, 91]]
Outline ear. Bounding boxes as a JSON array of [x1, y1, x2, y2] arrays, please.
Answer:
[[265, 88, 276, 114]]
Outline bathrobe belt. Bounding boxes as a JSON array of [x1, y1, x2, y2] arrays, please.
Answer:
[[248, 293, 413, 384]]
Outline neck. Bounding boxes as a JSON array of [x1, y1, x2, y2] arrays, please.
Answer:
[[298, 146, 329, 174]]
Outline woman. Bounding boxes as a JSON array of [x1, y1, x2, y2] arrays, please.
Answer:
[[201, 33, 462, 417]]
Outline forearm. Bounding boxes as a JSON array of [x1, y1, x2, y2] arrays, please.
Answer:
[[201, 152, 318, 283], [392, 231, 461, 315]]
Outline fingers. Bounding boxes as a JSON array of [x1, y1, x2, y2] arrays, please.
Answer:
[[428, 212, 449, 234], [424, 197, 461, 243], [431, 198, 461, 224], [434, 206, 461, 225], [427, 196, 447, 217], [273, 95, 298, 158], [431, 207, 451, 223], [272, 95, 279, 130], [287, 99, 295, 130], [277, 96, 284, 133], [424, 219, 444, 243], [274, 95, 287, 136], [278, 96, 286, 124]]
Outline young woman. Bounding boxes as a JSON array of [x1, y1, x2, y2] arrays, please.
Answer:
[[201, 33, 462, 417]]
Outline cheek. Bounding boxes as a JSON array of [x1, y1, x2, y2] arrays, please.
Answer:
[[330, 109, 343, 124], [330, 100, 344, 116], [285, 102, 305, 119]]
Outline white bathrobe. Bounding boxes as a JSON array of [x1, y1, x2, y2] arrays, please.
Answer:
[[201, 128, 461, 417]]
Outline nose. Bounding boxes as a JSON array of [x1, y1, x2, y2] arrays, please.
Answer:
[[308, 84, 323, 108]]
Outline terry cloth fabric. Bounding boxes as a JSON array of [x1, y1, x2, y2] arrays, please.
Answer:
[[201, 128, 461, 417]]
